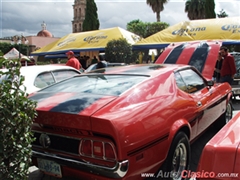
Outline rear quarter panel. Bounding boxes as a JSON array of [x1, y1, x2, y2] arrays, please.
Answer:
[[91, 72, 197, 162]]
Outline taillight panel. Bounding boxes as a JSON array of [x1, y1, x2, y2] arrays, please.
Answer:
[[79, 138, 117, 162]]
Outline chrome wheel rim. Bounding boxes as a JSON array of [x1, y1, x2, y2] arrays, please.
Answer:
[[225, 103, 232, 123], [172, 142, 187, 180]]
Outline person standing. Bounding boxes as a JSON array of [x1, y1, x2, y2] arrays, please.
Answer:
[[66, 51, 82, 70], [212, 52, 223, 83], [219, 46, 236, 85], [91, 56, 98, 65], [96, 56, 106, 69]]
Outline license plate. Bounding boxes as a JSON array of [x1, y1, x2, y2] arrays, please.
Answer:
[[37, 158, 62, 178]]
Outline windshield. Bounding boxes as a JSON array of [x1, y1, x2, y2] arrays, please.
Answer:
[[40, 74, 147, 96]]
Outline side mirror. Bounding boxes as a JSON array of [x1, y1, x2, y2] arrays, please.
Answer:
[[207, 80, 214, 87]]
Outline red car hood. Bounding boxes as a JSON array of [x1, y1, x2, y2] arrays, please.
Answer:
[[197, 112, 240, 176], [29, 92, 117, 131], [155, 40, 222, 80]]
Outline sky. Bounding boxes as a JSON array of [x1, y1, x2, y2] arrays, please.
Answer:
[[0, 0, 240, 38]]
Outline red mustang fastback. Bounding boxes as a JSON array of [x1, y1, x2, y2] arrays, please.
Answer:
[[197, 111, 240, 180], [29, 64, 232, 180]]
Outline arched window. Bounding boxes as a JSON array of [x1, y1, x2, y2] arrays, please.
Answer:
[[79, 8, 81, 18]]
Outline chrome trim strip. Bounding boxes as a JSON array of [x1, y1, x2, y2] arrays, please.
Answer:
[[33, 150, 129, 178], [32, 130, 82, 140]]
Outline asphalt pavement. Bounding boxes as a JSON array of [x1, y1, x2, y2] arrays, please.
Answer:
[[28, 99, 240, 180]]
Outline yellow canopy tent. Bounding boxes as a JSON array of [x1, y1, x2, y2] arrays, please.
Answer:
[[133, 16, 240, 49], [31, 27, 141, 56]]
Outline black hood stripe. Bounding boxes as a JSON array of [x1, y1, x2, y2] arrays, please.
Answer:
[[50, 96, 101, 114], [29, 92, 103, 114], [188, 42, 210, 73], [164, 43, 188, 64]]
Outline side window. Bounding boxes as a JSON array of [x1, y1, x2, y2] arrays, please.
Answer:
[[52, 70, 80, 82], [175, 72, 188, 93], [34, 72, 55, 88], [178, 69, 206, 93]]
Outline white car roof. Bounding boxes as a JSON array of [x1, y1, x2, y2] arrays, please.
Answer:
[[1, 65, 80, 94], [20, 64, 79, 74]]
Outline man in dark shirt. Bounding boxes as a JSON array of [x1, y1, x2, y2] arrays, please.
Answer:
[[219, 46, 237, 85], [213, 52, 223, 83], [96, 56, 106, 69]]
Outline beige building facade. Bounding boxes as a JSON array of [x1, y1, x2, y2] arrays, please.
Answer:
[[72, 0, 86, 33]]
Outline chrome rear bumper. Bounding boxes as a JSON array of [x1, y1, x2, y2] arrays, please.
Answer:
[[32, 150, 129, 178]]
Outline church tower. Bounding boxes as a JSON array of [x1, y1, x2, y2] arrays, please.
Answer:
[[72, 0, 86, 33]]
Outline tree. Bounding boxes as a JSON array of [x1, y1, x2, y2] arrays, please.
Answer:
[[105, 38, 133, 64], [217, 9, 228, 18], [127, 19, 169, 62], [0, 58, 37, 180], [205, 0, 216, 19], [185, 0, 216, 20], [127, 19, 169, 38], [0, 42, 28, 57], [82, 0, 100, 32], [184, 0, 206, 20], [146, 0, 169, 22]]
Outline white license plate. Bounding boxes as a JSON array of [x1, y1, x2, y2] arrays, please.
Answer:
[[37, 158, 62, 178]]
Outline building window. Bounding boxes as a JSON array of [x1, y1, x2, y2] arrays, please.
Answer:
[[75, 24, 77, 33]]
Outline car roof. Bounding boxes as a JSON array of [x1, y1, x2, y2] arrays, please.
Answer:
[[20, 64, 80, 83], [20, 64, 79, 74], [1, 65, 79, 74], [86, 64, 190, 77]]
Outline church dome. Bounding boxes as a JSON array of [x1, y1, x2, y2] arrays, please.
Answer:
[[37, 21, 53, 37], [37, 30, 52, 37]]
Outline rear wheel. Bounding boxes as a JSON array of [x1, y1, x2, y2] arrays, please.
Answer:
[[157, 132, 190, 180]]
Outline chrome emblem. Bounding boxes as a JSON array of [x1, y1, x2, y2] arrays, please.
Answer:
[[39, 133, 51, 148]]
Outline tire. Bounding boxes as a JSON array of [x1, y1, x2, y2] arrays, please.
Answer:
[[156, 131, 190, 180], [219, 100, 233, 127]]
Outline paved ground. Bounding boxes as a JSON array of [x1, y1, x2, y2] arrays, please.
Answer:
[[28, 100, 240, 180]]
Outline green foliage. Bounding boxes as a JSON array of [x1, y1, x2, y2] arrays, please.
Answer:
[[127, 19, 169, 38], [185, 0, 216, 20], [205, 0, 216, 19], [0, 42, 29, 56], [185, 0, 206, 20], [82, 0, 100, 31], [0, 58, 37, 180], [105, 38, 133, 64], [217, 9, 229, 18], [127, 20, 168, 62]]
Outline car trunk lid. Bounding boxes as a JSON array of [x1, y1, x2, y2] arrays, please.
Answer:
[[29, 92, 117, 131]]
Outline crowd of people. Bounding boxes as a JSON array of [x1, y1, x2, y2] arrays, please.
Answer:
[[65, 51, 106, 71], [65, 46, 237, 85], [213, 46, 237, 85]]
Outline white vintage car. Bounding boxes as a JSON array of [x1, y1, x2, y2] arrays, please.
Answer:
[[0, 65, 81, 94]]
